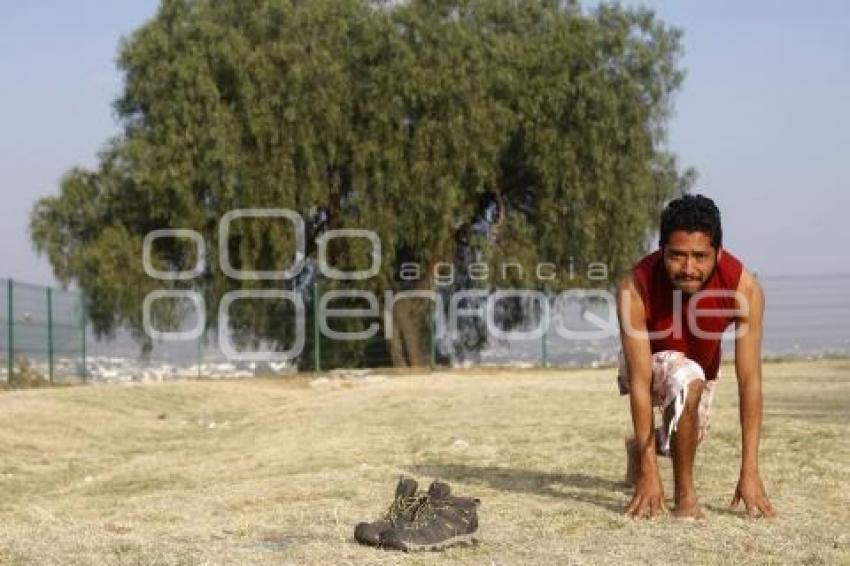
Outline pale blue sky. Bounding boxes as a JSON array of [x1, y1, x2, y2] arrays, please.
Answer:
[[1, 1, 848, 286]]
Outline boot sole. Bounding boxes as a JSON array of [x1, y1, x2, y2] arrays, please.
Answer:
[[396, 528, 480, 552]]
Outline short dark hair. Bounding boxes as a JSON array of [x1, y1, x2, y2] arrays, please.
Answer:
[[659, 194, 723, 249]]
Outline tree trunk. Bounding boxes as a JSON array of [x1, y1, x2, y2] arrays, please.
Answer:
[[387, 295, 431, 368], [395, 297, 430, 367], [386, 261, 439, 368], [388, 306, 409, 367]]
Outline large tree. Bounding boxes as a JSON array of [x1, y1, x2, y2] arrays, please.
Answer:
[[31, 0, 692, 368]]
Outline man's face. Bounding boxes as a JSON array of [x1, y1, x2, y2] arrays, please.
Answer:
[[662, 230, 720, 294]]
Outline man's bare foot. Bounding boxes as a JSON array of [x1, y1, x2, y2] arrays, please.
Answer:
[[625, 437, 640, 487], [672, 498, 706, 520]]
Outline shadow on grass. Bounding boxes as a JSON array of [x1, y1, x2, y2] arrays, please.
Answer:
[[703, 503, 746, 518], [407, 463, 629, 514]]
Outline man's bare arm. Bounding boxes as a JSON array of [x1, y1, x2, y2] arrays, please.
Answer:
[[617, 275, 665, 518], [731, 269, 776, 517]]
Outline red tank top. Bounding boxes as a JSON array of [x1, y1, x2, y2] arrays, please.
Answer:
[[632, 249, 744, 380]]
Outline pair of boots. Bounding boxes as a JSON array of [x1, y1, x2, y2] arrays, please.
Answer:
[[354, 476, 480, 552]]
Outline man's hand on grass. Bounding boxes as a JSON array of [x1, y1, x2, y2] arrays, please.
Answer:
[[626, 470, 667, 519], [730, 471, 777, 519]]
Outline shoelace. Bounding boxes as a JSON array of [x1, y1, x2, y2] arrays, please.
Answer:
[[386, 495, 425, 523], [387, 493, 450, 524]]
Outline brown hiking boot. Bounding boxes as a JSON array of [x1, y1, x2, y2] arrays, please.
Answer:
[[378, 480, 480, 552], [354, 476, 421, 547]]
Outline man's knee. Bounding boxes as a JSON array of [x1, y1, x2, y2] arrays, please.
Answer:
[[683, 379, 705, 413], [687, 379, 705, 395]]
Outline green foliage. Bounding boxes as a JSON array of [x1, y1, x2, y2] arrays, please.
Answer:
[[30, 0, 692, 364]]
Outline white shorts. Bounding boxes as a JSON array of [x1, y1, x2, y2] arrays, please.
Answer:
[[618, 350, 718, 456]]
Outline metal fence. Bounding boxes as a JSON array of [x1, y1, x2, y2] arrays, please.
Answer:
[[1, 277, 618, 386], [1, 278, 87, 385], [0, 277, 450, 385], [3, 274, 846, 386]]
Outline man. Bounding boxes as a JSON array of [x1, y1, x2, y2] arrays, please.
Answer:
[[616, 194, 776, 520]]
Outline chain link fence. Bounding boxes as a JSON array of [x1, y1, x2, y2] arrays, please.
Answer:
[[0, 277, 625, 386], [1, 279, 87, 385], [3, 274, 846, 387]]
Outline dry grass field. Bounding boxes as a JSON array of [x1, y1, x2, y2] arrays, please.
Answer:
[[0, 359, 848, 565]]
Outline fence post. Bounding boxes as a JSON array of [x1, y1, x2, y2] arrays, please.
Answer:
[[541, 287, 550, 369], [541, 327, 548, 368], [313, 280, 321, 373], [47, 287, 54, 385], [6, 279, 12, 384], [429, 307, 436, 369], [198, 329, 203, 379], [80, 293, 87, 383]]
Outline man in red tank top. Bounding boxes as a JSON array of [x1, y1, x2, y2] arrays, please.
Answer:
[[616, 194, 776, 520]]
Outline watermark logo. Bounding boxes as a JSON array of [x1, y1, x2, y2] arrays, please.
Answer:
[[142, 208, 749, 361]]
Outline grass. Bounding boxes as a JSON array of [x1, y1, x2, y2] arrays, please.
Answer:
[[0, 359, 848, 565]]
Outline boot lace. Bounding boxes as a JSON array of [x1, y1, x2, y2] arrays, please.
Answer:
[[386, 493, 450, 526]]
